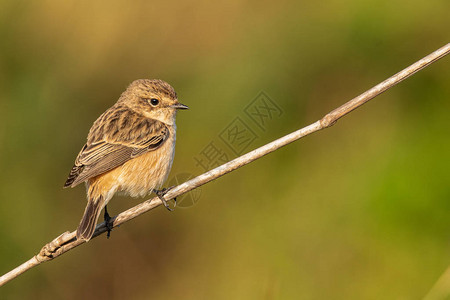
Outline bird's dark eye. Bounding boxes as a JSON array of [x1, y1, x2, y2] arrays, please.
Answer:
[[150, 98, 159, 106]]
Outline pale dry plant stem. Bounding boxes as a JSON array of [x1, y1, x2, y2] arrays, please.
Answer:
[[0, 43, 449, 287], [423, 264, 450, 300]]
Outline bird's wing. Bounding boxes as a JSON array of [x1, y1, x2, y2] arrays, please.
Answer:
[[64, 108, 169, 188]]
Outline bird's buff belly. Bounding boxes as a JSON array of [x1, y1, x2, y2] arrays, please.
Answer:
[[89, 139, 175, 198]]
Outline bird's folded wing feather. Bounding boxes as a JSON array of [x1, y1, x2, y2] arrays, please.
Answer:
[[64, 109, 169, 188]]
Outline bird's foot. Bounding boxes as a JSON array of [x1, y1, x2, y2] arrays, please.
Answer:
[[153, 186, 177, 211], [104, 205, 113, 239]]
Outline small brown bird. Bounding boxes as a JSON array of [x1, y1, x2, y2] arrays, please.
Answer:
[[64, 79, 188, 241]]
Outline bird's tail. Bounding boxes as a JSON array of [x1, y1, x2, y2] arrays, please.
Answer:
[[76, 194, 106, 241]]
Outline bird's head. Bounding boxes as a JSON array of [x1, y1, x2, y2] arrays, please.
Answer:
[[119, 79, 188, 125]]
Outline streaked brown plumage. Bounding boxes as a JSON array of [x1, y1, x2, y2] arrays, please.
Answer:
[[64, 79, 188, 241]]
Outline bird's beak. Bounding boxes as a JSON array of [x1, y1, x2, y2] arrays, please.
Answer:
[[171, 102, 189, 110]]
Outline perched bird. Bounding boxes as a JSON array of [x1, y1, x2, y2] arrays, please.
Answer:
[[64, 79, 188, 241]]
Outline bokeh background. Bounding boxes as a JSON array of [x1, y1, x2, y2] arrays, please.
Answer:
[[0, 0, 449, 299]]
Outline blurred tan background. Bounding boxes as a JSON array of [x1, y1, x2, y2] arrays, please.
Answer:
[[0, 0, 449, 299]]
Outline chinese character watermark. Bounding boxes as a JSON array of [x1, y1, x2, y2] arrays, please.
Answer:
[[245, 91, 283, 129], [189, 91, 283, 206], [194, 141, 229, 170], [219, 117, 258, 156]]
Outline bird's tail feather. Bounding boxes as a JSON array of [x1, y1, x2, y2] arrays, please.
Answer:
[[76, 195, 105, 241]]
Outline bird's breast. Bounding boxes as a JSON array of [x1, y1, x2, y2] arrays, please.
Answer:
[[115, 132, 176, 197]]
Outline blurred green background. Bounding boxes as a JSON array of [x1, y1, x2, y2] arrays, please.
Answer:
[[0, 0, 449, 299]]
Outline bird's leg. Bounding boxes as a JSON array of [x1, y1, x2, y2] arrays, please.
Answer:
[[104, 205, 113, 239], [153, 186, 177, 211]]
